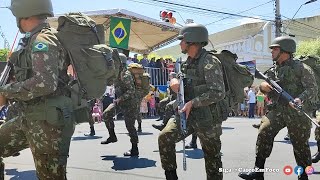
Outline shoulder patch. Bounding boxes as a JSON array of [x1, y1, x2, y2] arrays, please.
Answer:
[[32, 42, 49, 52]]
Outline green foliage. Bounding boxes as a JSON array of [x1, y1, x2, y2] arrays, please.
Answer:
[[296, 39, 320, 57], [0, 49, 9, 62]]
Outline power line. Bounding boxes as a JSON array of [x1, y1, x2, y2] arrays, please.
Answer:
[[0, 25, 10, 49], [128, 0, 227, 18], [205, 0, 273, 26], [139, 0, 273, 21], [282, 15, 320, 31], [282, 21, 320, 34]]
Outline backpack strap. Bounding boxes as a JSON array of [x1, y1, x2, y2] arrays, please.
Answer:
[[204, 51, 231, 93]]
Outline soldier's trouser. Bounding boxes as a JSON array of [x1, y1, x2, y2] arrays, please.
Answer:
[[162, 100, 176, 125], [158, 118, 222, 180], [88, 116, 95, 127], [103, 103, 118, 130], [137, 113, 142, 124], [0, 115, 75, 180], [315, 111, 320, 143], [159, 97, 170, 114], [103, 102, 140, 144], [256, 109, 312, 169]]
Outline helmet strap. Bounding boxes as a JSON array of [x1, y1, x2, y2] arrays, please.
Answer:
[[273, 50, 283, 62], [16, 18, 25, 33]]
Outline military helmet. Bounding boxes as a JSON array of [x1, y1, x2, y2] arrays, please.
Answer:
[[10, 0, 54, 18], [177, 23, 208, 46], [269, 36, 296, 53], [119, 53, 127, 64]]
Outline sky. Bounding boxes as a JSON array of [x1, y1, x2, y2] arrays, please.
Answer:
[[0, 0, 319, 52]]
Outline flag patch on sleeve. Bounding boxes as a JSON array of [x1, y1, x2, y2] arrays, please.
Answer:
[[32, 42, 49, 52]]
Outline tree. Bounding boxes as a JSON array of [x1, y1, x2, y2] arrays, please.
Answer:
[[296, 38, 320, 57], [0, 49, 9, 62]]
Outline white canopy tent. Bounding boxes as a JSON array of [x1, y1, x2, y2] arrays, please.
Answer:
[[48, 9, 180, 54]]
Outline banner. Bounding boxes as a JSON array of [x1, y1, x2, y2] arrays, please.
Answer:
[[109, 17, 131, 49], [239, 60, 256, 75]]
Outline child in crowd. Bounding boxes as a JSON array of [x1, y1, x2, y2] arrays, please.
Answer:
[[92, 102, 102, 123], [140, 97, 148, 118], [149, 94, 156, 117]]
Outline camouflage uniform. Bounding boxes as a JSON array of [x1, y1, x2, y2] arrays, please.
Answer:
[[0, 23, 74, 180], [312, 111, 320, 162], [242, 58, 317, 180], [102, 69, 140, 155], [315, 114, 320, 143], [153, 88, 176, 131], [158, 48, 226, 180]]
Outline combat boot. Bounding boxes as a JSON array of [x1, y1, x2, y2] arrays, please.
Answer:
[[238, 171, 264, 180], [124, 143, 139, 157], [238, 157, 265, 180], [165, 170, 178, 180], [152, 124, 165, 131], [0, 159, 4, 180], [298, 171, 309, 180], [284, 133, 290, 141], [252, 123, 261, 129], [312, 141, 320, 163], [101, 129, 118, 144], [185, 134, 197, 149], [156, 113, 164, 121], [137, 122, 142, 132], [84, 126, 95, 136]]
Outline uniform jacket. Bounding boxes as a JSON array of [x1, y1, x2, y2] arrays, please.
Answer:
[[1, 23, 69, 102], [182, 48, 226, 125]]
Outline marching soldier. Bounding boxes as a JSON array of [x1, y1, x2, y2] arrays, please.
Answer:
[[158, 23, 226, 180], [101, 53, 141, 157], [0, 0, 75, 179], [239, 36, 317, 180]]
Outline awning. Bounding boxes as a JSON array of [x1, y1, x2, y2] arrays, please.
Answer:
[[48, 9, 180, 54]]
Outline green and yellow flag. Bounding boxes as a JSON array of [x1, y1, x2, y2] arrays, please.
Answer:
[[109, 17, 131, 49]]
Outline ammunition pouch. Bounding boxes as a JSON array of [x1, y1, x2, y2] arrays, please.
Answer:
[[72, 99, 90, 124], [24, 96, 73, 126]]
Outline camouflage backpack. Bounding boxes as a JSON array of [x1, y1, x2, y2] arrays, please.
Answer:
[[298, 55, 320, 109], [208, 50, 254, 120], [127, 63, 150, 99], [55, 12, 121, 100]]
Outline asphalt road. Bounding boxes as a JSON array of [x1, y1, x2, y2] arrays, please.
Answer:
[[3, 117, 320, 180]]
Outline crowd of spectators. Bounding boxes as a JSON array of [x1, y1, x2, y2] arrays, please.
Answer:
[[126, 54, 176, 86], [236, 86, 271, 118]]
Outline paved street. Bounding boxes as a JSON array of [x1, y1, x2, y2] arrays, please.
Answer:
[[3, 117, 320, 180]]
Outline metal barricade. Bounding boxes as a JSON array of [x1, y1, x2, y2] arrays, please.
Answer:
[[145, 67, 170, 86]]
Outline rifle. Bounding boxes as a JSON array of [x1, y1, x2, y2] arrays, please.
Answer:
[[255, 69, 320, 127], [0, 33, 20, 87], [176, 57, 187, 171]]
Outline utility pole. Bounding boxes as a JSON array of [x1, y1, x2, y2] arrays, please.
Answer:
[[274, 0, 282, 37]]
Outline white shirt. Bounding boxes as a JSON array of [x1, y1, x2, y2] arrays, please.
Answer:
[[248, 89, 256, 103]]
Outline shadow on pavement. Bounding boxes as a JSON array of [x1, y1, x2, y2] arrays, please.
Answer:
[[137, 132, 153, 136], [72, 136, 103, 141], [308, 141, 318, 147], [5, 169, 37, 180], [222, 127, 235, 130], [117, 132, 153, 136], [313, 171, 320, 174], [101, 155, 156, 170], [274, 140, 318, 147], [176, 149, 204, 159], [274, 140, 292, 144]]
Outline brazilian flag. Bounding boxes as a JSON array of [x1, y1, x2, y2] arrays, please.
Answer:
[[109, 17, 131, 49]]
